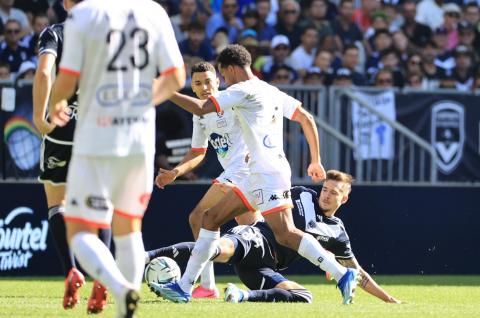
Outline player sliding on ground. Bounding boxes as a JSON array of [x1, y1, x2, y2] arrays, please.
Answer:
[[148, 171, 400, 303], [151, 44, 360, 305], [48, 0, 185, 317], [156, 61, 262, 298]]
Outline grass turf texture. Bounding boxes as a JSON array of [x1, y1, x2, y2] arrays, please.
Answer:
[[1, 276, 479, 318]]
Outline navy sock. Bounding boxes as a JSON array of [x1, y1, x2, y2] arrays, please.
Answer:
[[48, 206, 75, 277], [147, 242, 195, 267], [247, 288, 312, 303], [98, 227, 112, 249]]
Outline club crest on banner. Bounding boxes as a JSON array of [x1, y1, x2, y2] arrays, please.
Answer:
[[431, 101, 465, 174]]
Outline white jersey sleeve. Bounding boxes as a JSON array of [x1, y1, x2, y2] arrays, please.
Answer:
[[156, 7, 184, 75], [281, 92, 302, 120], [191, 115, 208, 152], [59, 9, 87, 75], [209, 85, 245, 113]]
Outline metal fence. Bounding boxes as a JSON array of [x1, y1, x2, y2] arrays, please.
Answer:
[[1, 81, 479, 184]]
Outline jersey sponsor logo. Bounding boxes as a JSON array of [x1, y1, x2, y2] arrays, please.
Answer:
[[96, 84, 151, 107], [431, 101, 465, 174], [262, 135, 276, 148], [46, 156, 66, 169], [209, 133, 232, 158], [0, 207, 48, 271], [85, 196, 109, 211], [96, 115, 148, 127]]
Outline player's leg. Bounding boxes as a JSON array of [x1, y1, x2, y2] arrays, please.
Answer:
[[264, 209, 358, 304], [225, 266, 312, 303]]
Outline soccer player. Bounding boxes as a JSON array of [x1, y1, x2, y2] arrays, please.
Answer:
[[152, 44, 359, 305], [148, 170, 401, 304], [32, 0, 112, 312], [48, 0, 185, 317], [156, 61, 262, 298]]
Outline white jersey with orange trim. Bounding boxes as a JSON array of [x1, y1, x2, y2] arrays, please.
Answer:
[[191, 107, 249, 176], [59, 0, 183, 156], [210, 77, 301, 174]]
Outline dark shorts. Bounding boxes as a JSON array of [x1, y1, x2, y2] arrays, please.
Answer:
[[223, 222, 288, 290], [38, 138, 72, 184]]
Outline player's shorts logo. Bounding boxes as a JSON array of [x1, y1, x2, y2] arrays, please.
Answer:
[[46, 156, 66, 169], [85, 196, 109, 211], [431, 101, 465, 174]]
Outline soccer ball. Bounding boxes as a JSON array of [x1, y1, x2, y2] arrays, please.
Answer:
[[144, 256, 181, 285]]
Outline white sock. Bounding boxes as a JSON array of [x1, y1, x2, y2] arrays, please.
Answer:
[[200, 261, 216, 290], [298, 233, 347, 282], [114, 232, 145, 291], [178, 228, 219, 293], [71, 232, 130, 298]]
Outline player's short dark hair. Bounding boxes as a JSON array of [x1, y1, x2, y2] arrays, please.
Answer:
[[190, 61, 216, 76], [188, 21, 205, 32], [326, 170, 354, 193], [216, 44, 252, 68]]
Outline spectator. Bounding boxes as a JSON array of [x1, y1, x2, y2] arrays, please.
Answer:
[[206, 0, 243, 43], [378, 48, 404, 87], [269, 64, 295, 84], [258, 34, 295, 80], [15, 59, 35, 82], [441, 45, 476, 92], [0, 60, 10, 80], [170, 0, 201, 42], [288, 25, 318, 78], [464, 2, 480, 31], [299, 0, 334, 50], [0, 0, 30, 37], [364, 11, 390, 54], [303, 66, 324, 85], [22, 13, 49, 57], [255, 0, 277, 44], [405, 72, 425, 89], [432, 27, 455, 72], [365, 29, 393, 77], [275, 0, 302, 49], [392, 30, 409, 63], [416, 0, 444, 30], [332, 67, 354, 87], [239, 29, 263, 78], [179, 21, 214, 62], [341, 44, 367, 85], [211, 27, 229, 58], [332, 0, 363, 51], [0, 19, 32, 74], [457, 21, 477, 55], [353, 0, 381, 32], [405, 53, 423, 76], [441, 3, 461, 51], [400, 0, 432, 52], [374, 68, 394, 87], [313, 49, 334, 84], [421, 40, 447, 89]]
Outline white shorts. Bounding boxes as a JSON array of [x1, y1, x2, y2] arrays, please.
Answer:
[[232, 172, 293, 216], [213, 168, 250, 186], [64, 154, 154, 228]]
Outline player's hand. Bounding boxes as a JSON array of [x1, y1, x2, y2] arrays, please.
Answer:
[[48, 100, 71, 127], [33, 118, 55, 135], [155, 168, 179, 189], [307, 162, 326, 183], [386, 296, 403, 304]]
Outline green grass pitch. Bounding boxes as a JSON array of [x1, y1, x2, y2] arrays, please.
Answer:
[[1, 275, 479, 318]]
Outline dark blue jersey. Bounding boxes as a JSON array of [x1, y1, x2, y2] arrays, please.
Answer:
[[38, 23, 77, 143]]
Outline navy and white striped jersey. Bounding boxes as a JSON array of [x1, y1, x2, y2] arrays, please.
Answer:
[[274, 186, 355, 269], [38, 23, 77, 144]]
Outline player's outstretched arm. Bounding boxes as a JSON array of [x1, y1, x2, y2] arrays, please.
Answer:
[[155, 149, 206, 188], [33, 53, 56, 134], [152, 67, 186, 106], [169, 92, 218, 115], [48, 71, 78, 127], [338, 258, 402, 304], [291, 107, 326, 182]]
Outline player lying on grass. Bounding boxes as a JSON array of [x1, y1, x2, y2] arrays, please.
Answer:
[[147, 170, 401, 303], [156, 61, 262, 298]]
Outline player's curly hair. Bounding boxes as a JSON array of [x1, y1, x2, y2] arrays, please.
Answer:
[[326, 170, 354, 194], [216, 44, 252, 69], [190, 61, 216, 76]]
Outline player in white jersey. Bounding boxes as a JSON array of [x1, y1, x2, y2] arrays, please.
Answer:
[[155, 61, 261, 298], [152, 45, 359, 305], [48, 0, 185, 317]]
